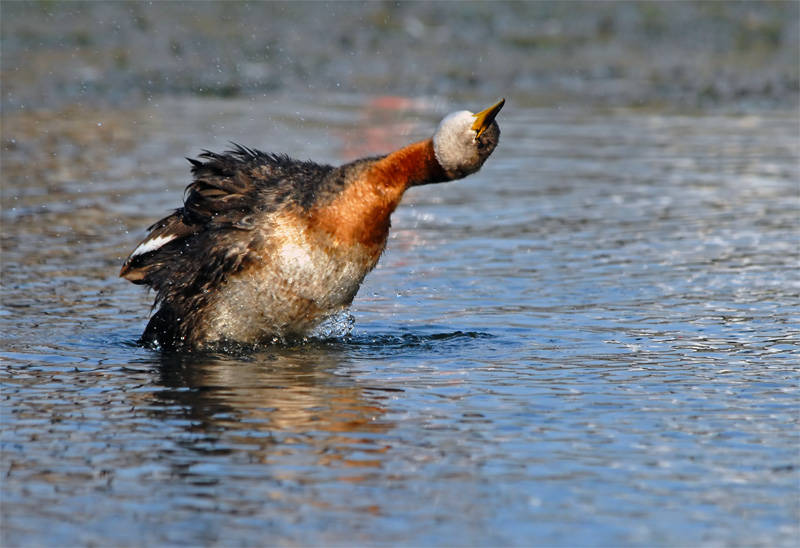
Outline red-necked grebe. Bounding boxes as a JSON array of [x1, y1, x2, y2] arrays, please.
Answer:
[[120, 99, 504, 350]]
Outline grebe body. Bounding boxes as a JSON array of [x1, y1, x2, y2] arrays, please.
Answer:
[[121, 99, 504, 350]]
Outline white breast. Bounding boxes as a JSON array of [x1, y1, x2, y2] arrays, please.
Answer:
[[204, 221, 371, 343]]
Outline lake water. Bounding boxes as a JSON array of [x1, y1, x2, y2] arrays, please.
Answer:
[[2, 96, 798, 546]]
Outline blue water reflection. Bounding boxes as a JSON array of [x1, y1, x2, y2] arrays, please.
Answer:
[[2, 100, 798, 546]]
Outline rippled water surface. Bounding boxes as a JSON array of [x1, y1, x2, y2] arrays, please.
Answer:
[[2, 97, 799, 546]]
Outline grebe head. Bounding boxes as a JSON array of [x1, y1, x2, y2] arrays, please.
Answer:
[[433, 98, 504, 179]]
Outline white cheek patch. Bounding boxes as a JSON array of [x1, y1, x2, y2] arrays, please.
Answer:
[[131, 234, 178, 258], [432, 110, 475, 173]]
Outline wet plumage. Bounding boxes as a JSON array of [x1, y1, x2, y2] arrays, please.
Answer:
[[121, 99, 504, 350]]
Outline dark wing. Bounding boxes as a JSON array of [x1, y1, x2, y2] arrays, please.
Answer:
[[118, 210, 194, 284], [120, 144, 334, 293]]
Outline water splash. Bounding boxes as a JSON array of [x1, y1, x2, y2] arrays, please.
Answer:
[[309, 310, 356, 340]]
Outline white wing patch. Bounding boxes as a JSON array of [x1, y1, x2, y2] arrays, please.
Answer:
[[131, 234, 178, 258]]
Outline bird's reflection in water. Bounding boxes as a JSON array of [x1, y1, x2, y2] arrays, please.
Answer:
[[150, 344, 397, 479]]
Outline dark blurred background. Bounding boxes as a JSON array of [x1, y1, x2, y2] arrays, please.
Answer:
[[2, 0, 798, 112]]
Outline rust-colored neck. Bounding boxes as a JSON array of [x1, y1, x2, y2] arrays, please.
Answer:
[[370, 138, 450, 191], [308, 138, 450, 253]]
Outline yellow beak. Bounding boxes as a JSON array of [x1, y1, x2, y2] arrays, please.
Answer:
[[471, 98, 505, 139]]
